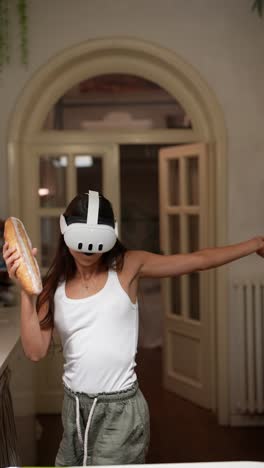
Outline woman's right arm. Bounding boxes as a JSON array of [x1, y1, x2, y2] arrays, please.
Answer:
[[20, 290, 52, 361], [3, 242, 53, 361]]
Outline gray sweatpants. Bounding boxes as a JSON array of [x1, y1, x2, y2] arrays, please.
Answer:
[[55, 381, 150, 466]]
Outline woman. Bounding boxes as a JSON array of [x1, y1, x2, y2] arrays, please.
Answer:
[[3, 190, 264, 466]]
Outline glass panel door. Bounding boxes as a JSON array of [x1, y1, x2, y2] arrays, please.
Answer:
[[159, 143, 211, 408]]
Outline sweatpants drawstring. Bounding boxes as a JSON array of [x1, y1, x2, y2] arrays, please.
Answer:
[[75, 396, 83, 445], [83, 397, 98, 466], [75, 395, 98, 466]]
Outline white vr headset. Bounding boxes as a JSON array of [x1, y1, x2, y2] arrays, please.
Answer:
[[60, 190, 118, 254]]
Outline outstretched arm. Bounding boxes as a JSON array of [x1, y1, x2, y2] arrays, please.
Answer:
[[136, 236, 264, 278]]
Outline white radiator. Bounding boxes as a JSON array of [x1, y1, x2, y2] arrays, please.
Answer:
[[234, 280, 264, 414]]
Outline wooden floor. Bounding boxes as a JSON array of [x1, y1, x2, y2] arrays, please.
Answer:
[[37, 347, 264, 465]]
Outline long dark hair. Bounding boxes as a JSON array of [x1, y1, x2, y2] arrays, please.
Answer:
[[36, 193, 127, 329]]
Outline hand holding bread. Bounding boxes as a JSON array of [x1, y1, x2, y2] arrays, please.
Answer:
[[3, 217, 43, 295]]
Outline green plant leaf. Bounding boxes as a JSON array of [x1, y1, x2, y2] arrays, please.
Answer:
[[17, 0, 28, 65], [252, 0, 263, 16], [0, 0, 9, 68]]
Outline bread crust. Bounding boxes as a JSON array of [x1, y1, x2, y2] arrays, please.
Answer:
[[4, 217, 43, 295]]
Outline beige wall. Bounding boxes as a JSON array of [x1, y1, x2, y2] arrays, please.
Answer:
[[1, 0, 264, 241], [0, 0, 264, 419]]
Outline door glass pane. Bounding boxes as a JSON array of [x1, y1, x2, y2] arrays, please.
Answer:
[[40, 217, 60, 268], [169, 215, 180, 253], [168, 160, 180, 205], [168, 215, 181, 315], [187, 214, 199, 252], [186, 156, 199, 205], [187, 214, 200, 320], [39, 155, 68, 208], [76, 155, 103, 193], [170, 276, 181, 316], [188, 273, 200, 321]]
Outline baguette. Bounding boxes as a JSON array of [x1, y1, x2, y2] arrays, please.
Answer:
[[4, 217, 43, 295]]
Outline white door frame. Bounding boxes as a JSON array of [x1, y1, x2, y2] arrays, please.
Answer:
[[6, 37, 228, 423]]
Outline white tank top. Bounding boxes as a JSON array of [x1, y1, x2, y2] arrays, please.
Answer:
[[54, 269, 138, 394]]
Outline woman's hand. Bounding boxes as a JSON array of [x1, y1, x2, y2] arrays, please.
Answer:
[[256, 237, 264, 258], [3, 242, 21, 282], [2, 241, 38, 286]]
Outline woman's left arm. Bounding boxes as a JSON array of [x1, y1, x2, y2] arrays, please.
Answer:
[[136, 236, 264, 278]]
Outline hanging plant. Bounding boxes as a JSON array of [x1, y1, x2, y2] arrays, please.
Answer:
[[17, 0, 28, 65], [0, 0, 9, 68], [0, 0, 28, 70], [252, 0, 263, 16]]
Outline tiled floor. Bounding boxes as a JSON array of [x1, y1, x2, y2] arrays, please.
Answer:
[[37, 347, 264, 465]]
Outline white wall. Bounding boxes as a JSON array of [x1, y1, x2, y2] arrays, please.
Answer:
[[1, 0, 264, 420]]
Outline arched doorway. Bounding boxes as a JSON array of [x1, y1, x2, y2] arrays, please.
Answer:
[[7, 37, 228, 423]]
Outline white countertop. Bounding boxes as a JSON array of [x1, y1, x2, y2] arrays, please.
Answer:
[[0, 307, 20, 374]]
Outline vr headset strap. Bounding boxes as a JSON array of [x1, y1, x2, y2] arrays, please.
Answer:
[[86, 190, 99, 224]]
